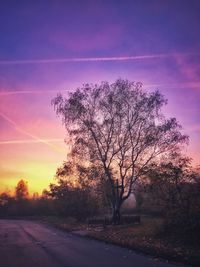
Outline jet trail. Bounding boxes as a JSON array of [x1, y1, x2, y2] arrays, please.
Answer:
[[0, 89, 67, 96], [0, 82, 199, 97], [0, 52, 198, 65], [0, 138, 63, 145], [0, 112, 65, 154]]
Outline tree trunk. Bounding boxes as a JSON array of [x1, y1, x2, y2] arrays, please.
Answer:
[[111, 179, 123, 224], [112, 206, 121, 224]]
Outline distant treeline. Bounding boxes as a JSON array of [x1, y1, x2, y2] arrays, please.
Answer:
[[0, 179, 100, 220]]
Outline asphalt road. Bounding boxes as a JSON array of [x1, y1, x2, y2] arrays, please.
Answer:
[[0, 220, 177, 267]]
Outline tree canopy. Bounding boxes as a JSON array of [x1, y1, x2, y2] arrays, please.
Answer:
[[15, 179, 29, 200], [52, 79, 188, 223]]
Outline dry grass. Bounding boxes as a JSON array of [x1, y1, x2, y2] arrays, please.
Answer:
[[41, 216, 85, 232], [87, 216, 200, 266]]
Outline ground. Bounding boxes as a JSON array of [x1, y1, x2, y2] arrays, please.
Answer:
[[0, 219, 176, 267], [43, 215, 200, 267]]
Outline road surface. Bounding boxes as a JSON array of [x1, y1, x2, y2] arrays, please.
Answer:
[[0, 219, 177, 267]]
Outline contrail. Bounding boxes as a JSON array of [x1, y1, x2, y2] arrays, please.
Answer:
[[0, 52, 199, 65], [0, 138, 63, 145], [145, 81, 200, 89], [0, 112, 65, 154], [0, 82, 199, 97], [0, 89, 67, 96]]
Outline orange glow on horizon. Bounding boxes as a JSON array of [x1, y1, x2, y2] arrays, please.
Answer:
[[0, 93, 68, 195], [0, 140, 68, 195]]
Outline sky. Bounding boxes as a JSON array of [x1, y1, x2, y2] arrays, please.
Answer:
[[0, 0, 200, 195]]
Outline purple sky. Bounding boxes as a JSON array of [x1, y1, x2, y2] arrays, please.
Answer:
[[0, 0, 200, 193]]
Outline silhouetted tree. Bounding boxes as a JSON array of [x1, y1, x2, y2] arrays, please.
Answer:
[[0, 192, 13, 216], [52, 79, 188, 224], [0, 192, 11, 206], [145, 157, 200, 242], [45, 163, 98, 220], [15, 179, 29, 200]]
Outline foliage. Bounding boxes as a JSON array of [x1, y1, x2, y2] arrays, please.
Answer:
[[143, 157, 200, 243], [52, 79, 188, 223], [44, 161, 99, 220], [15, 179, 29, 200]]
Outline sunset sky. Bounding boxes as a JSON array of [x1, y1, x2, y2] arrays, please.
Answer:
[[0, 0, 200, 195]]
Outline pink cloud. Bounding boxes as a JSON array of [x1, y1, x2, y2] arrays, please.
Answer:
[[174, 54, 200, 82], [0, 90, 66, 155]]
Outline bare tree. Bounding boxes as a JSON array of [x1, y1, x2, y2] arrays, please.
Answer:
[[52, 79, 188, 223]]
